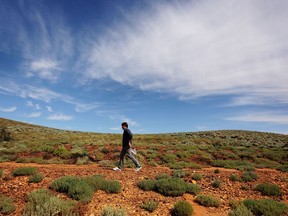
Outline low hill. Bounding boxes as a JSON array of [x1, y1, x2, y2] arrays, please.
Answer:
[[1, 117, 288, 215], [0, 117, 287, 171]]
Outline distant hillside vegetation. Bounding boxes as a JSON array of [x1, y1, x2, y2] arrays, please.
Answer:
[[0, 117, 287, 171]]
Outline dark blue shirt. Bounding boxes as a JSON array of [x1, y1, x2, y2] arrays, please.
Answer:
[[122, 128, 132, 148]]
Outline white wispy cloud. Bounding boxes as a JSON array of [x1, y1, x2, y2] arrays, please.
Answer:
[[26, 101, 41, 110], [2, 0, 73, 82], [47, 113, 73, 121], [25, 112, 42, 118], [81, 0, 288, 105], [226, 112, 288, 125], [47, 106, 53, 112], [0, 106, 17, 112]]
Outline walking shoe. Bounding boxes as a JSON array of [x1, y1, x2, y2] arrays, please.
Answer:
[[113, 167, 121, 171], [135, 166, 142, 172]]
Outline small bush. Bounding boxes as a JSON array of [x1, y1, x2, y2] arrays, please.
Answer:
[[241, 171, 258, 182], [13, 167, 37, 176], [255, 183, 282, 196], [22, 188, 78, 215], [138, 179, 156, 191], [0, 169, 3, 178], [155, 178, 187, 197], [214, 169, 220, 174], [212, 178, 222, 188], [196, 195, 221, 207], [140, 200, 158, 213], [0, 195, 15, 215], [185, 183, 201, 195], [85, 175, 105, 191], [228, 204, 253, 216], [102, 180, 121, 193], [230, 174, 240, 181], [101, 206, 126, 216], [138, 177, 201, 197], [172, 170, 186, 178], [155, 173, 170, 179], [50, 176, 93, 203], [173, 201, 193, 216], [28, 173, 44, 183], [192, 173, 202, 181], [243, 199, 288, 216]]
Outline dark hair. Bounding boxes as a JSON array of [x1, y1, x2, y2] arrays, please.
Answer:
[[121, 122, 128, 128]]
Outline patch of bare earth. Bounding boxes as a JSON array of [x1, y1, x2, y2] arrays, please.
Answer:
[[0, 162, 287, 216]]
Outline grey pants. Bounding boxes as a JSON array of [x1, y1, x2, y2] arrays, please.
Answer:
[[118, 147, 140, 169]]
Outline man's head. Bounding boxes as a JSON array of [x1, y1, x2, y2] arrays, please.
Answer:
[[121, 122, 128, 129]]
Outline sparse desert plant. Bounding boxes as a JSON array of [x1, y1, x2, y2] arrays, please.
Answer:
[[100, 206, 126, 216], [0, 126, 12, 141], [13, 167, 37, 176], [241, 171, 258, 182], [0, 169, 3, 177], [185, 183, 201, 195], [155, 178, 187, 196], [241, 185, 250, 191], [22, 188, 78, 216], [28, 173, 44, 183], [155, 173, 169, 180], [192, 173, 202, 181], [196, 195, 221, 207], [228, 204, 253, 216], [102, 180, 121, 193], [255, 183, 282, 196], [214, 169, 220, 174], [172, 169, 186, 178], [212, 178, 222, 188], [230, 174, 240, 181], [243, 199, 288, 216], [138, 179, 157, 191], [0, 195, 15, 215], [140, 200, 158, 213], [173, 201, 193, 216], [50, 176, 94, 203]]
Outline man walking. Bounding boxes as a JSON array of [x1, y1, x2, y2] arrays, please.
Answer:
[[113, 122, 142, 171]]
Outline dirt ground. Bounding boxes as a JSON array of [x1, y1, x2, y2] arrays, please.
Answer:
[[0, 162, 287, 216]]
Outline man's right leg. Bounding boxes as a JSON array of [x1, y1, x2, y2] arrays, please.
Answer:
[[118, 148, 126, 169]]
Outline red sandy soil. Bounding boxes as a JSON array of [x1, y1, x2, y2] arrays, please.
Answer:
[[0, 162, 287, 216]]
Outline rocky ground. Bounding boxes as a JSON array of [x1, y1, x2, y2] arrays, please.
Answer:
[[0, 162, 287, 216]]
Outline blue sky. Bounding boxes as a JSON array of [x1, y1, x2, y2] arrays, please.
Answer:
[[0, 0, 288, 134]]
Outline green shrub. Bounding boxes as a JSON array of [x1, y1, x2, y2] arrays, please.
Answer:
[[100, 206, 126, 216], [53, 145, 71, 159], [172, 170, 186, 178], [84, 175, 105, 191], [277, 165, 288, 172], [28, 173, 44, 183], [22, 188, 78, 216], [243, 199, 288, 216], [185, 183, 201, 195], [173, 201, 193, 216], [155, 178, 187, 197], [13, 167, 37, 176], [0, 169, 3, 178], [196, 195, 221, 207], [192, 173, 202, 181], [230, 174, 240, 181], [241, 171, 258, 182], [0, 195, 15, 215], [138, 177, 201, 196], [255, 183, 282, 196], [228, 204, 253, 216], [155, 173, 169, 179], [102, 180, 121, 193], [140, 200, 158, 213], [241, 185, 250, 191], [50, 176, 93, 203], [138, 179, 156, 191], [212, 178, 222, 188]]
